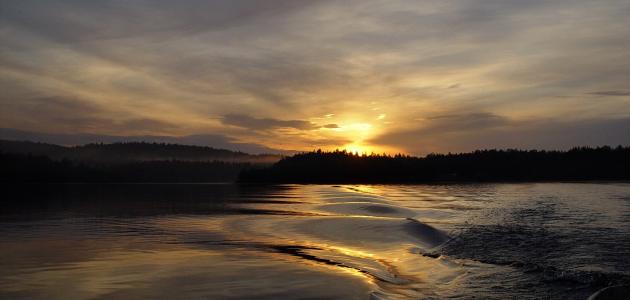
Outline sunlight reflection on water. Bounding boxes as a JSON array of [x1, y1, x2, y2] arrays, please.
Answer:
[[1, 183, 629, 299]]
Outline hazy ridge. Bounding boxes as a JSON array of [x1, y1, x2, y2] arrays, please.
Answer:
[[0, 140, 279, 183], [0, 139, 281, 164]]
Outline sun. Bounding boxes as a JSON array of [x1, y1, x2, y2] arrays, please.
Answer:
[[322, 120, 396, 155], [342, 143, 370, 155]]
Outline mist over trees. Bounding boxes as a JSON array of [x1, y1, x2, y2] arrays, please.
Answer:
[[2, 139, 629, 183], [0, 140, 275, 183], [0, 140, 281, 163], [0, 152, 250, 183]]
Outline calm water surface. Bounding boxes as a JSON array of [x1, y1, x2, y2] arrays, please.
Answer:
[[1, 183, 629, 299]]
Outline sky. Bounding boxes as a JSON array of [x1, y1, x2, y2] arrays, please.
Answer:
[[1, 0, 629, 155]]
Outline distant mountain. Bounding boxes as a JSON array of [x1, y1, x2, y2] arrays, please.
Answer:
[[0, 140, 281, 164], [0, 128, 294, 155]]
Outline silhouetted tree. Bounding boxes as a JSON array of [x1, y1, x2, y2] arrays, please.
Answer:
[[239, 147, 630, 183], [0, 152, 251, 183]]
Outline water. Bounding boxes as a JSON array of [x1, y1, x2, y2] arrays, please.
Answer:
[[1, 183, 629, 299]]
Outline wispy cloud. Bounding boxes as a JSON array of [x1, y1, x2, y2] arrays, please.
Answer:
[[222, 114, 317, 130], [370, 117, 630, 155], [588, 90, 630, 97], [1, 0, 629, 152]]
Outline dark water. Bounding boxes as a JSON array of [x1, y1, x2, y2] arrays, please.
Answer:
[[1, 183, 629, 299]]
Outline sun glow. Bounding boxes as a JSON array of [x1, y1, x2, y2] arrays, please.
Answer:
[[339, 142, 404, 156], [340, 123, 373, 133], [318, 119, 400, 155], [342, 144, 372, 155]]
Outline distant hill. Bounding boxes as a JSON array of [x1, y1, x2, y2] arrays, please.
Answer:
[[0, 152, 249, 183], [0, 140, 282, 182], [5, 140, 630, 184], [0, 128, 294, 155], [239, 147, 630, 183], [0, 140, 281, 164]]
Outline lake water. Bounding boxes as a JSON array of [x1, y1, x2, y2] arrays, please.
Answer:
[[1, 183, 629, 299]]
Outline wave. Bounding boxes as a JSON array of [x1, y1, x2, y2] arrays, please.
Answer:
[[589, 285, 630, 300], [419, 222, 630, 298]]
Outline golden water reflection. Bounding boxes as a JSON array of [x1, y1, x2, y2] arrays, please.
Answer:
[[2, 183, 629, 299]]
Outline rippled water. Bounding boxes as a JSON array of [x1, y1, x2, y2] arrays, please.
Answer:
[[1, 183, 629, 299]]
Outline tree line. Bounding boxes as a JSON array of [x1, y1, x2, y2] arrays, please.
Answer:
[[1, 152, 249, 183], [0, 140, 280, 163], [238, 146, 630, 183], [3, 144, 629, 183]]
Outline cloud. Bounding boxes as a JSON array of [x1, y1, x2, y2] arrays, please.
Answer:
[[221, 114, 319, 130], [23, 96, 100, 117], [417, 112, 510, 134], [588, 90, 630, 97], [0, 96, 178, 134], [0, 1, 321, 43], [118, 118, 178, 131], [370, 117, 630, 155], [322, 124, 340, 129], [1, 0, 630, 153], [298, 136, 353, 148]]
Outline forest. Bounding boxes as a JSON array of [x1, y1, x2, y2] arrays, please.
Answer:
[[0, 140, 280, 163], [238, 147, 630, 183], [3, 139, 630, 183], [1, 152, 249, 183], [0, 140, 273, 182]]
